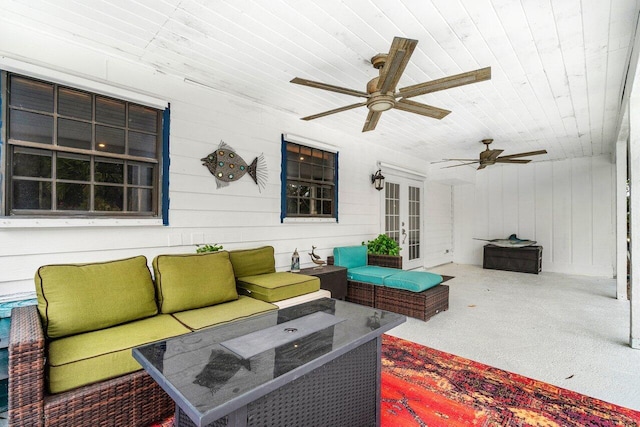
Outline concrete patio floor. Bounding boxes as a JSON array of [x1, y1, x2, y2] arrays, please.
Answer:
[[388, 263, 640, 411]]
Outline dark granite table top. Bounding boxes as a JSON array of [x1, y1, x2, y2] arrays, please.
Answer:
[[133, 298, 405, 426]]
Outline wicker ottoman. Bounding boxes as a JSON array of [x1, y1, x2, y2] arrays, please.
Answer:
[[375, 284, 449, 321]]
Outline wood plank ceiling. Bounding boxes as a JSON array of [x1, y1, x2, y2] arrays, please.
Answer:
[[1, 0, 638, 164]]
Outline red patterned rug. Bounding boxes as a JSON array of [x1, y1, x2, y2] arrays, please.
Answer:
[[151, 334, 640, 427], [382, 334, 640, 426]]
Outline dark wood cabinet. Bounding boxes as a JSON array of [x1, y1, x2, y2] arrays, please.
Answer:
[[483, 245, 542, 274], [298, 265, 348, 299]]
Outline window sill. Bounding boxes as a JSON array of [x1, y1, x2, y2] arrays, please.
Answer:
[[282, 217, 337, 224], [0, 217, 164, 228]]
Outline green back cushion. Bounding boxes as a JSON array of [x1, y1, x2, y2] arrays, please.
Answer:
[[229, 246, 276, 277], [153, 251, 238, 314], [333, 246, 368, 269], [35, 256, 158, 339]]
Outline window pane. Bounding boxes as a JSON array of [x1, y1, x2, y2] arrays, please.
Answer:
[[95, 160, 124, 183], [96, 97, 125, 126], [299, 162, 312, 180], [299, 198, 310, 214], [9, 110, 53, 144], [313, 165, 323, 180], [58, 87, 92, 120], [323, 152, 334, 168], [322, 200, 332, 215], [57, 154, 90, 181], [286, 197, 298, 215], [129, 105, 157, 132], [323, 167, 334, 181], [10, 76, 54, 112], [96, 125, 125, 154], [128, 164, 154, 186], [13, 148, 52, 178], [13, 180, 51, 209], [57, 183, 89, 210], [58, 118, 92, 149], [95, 186, 123, 211], [128, 131, 157, 158], [287, 160, 298, 178], [300, 146, 311, 159], [128, 188, 152, 212]]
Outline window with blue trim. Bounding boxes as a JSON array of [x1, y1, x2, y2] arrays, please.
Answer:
[[281, 137, 338, 221], [1, 72, 168, 219]]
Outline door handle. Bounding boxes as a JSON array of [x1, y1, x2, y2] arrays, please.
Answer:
[[402, 228, 407, 244]]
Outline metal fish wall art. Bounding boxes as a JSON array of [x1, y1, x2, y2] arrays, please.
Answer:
[[201, 141, 267, 192]]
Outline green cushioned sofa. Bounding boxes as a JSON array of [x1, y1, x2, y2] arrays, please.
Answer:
[[9, 248, 321, 427]]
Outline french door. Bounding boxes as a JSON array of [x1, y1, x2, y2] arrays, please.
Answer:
[[382, 174, 424, 270]]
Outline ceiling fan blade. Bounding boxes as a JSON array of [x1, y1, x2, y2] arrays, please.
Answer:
[[480, 149, 503, 162], [496, 150, 548, 160], [301, 102, 367, 121], [442, 161, 479, 169], [378, 37, 418, 94], [495, 158, 531, 164], [477, 163, 488, 170], [397, 67, 491, 99], [290, 77, 369, 98], [431, 158, 474, 164], [363, 110, 382, 132], [394, 99, 450, 119]]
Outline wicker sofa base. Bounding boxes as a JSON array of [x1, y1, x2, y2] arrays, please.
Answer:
[[43, 370, 174, 427], [345, 280, 376, 307], [346, 280, 449, 321]]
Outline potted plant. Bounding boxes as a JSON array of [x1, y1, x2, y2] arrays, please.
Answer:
[[363, 234, 402, 269], [196, 243, 224, 253]]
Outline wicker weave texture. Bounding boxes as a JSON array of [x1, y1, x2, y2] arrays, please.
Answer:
[[345, 280, 376, 307], [375, 284, 449, 321], [367, 254, 402, 269], [178, 339, 379, 427], [9, 305, 45, 427], [8, 305, 174, 427], [327, 254, 402, 269]]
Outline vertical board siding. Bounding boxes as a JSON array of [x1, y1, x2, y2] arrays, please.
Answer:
[[424, 182, 453, 268], [453, 156, 614, 276]]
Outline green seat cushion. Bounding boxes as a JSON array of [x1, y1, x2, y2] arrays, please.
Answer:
[[153, 251, 238, 314], [333, 246, 368, 269], [47, 314, 189, 394], [236, 272, 320, 302], [383, 271, 443, 292], [229, 246, 276, 277], [347, 266, 399, 285], [172, 295, 277, 330], [35, 256, 157, 339]]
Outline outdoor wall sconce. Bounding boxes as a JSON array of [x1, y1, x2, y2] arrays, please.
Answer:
[[371, 169, 385, 191]]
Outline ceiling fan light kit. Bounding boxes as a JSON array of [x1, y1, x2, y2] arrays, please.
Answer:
[[291, 36, 492, 132]]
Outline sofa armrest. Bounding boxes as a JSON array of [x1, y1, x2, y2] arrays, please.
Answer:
[[9, 305, 45, 427]]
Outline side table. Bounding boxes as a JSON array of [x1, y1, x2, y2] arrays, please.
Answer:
[[298, 265, 348, 300]]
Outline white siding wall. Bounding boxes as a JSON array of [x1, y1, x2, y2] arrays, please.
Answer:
[[0, 23, 428, 298], [423, 181, 453, 268], [452, 156, 615, 276]]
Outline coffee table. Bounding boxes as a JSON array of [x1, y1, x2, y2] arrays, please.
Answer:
[[133, 298, 405, 427]]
